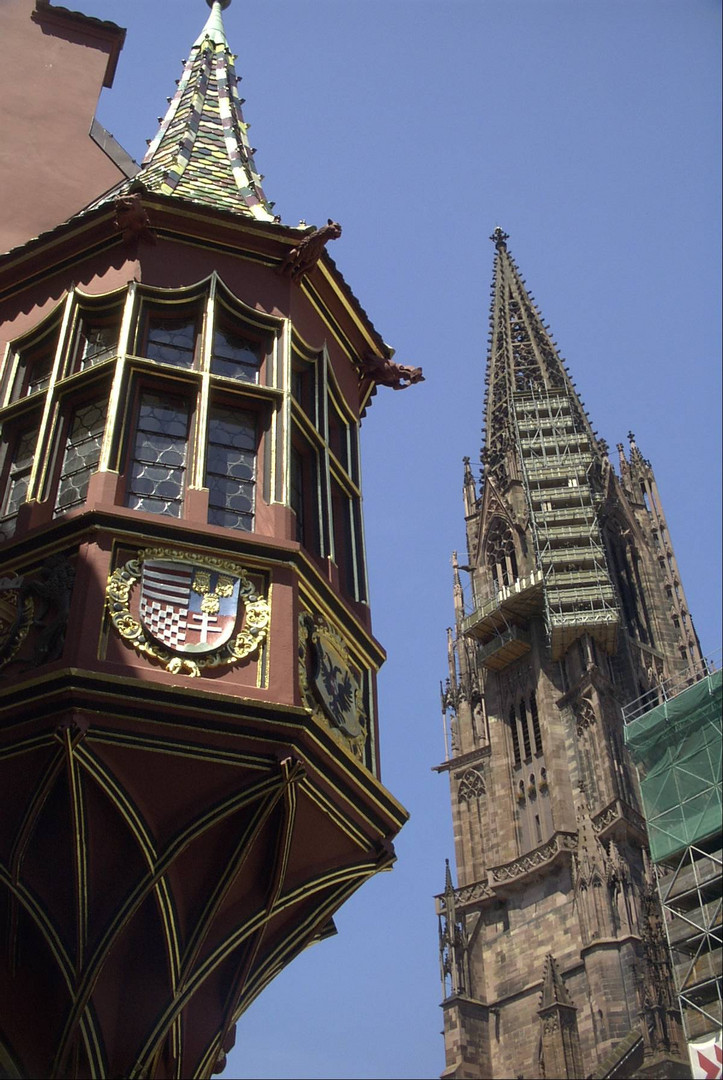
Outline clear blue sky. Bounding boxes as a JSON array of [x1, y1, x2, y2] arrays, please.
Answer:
[[75, 2, 721, 1077]]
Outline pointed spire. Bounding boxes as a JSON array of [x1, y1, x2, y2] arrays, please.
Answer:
[[136, 0, 276, 221], [482, 230, 598, 471], [539, 954, 575, 1010]]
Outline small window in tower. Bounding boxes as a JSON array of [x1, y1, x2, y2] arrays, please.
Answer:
[[0, 424, 39, 540], [142, 310, 199, 369], [206, 404, 256, 530], [509, 705, 522, 767], [558, 657, 569, 693], [519, 700, 532, 760], [211, 326, 263, 383], [54, 398, 108, 515], [126, 391, 190, 517], [529, 693, 542, 755]]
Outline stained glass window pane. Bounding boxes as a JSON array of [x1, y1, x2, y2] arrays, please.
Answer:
[[54, 399, 107, 514], [126, 392, 190, 517], [211, 328, 262, 382], [0, 426, 39, 539], [145, 316, 197, 369], [206, 405, 256, 530], [77, 322, 118, 370]]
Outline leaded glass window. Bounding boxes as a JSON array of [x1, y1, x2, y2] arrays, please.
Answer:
[[0, 426, 38, 538], [9, 333, 56, 400], [144, 315, 198, 369], [126, 392, 190, 517], [74, 320, 118, 371], [328, 404, 349, 472], [54, 399, 107, 514], [206, 405, 256, 529], [211, 327, 262, 382]]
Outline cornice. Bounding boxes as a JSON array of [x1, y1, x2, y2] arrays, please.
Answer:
[[432, 744, 491, 775], [0, 668, 408, 834]]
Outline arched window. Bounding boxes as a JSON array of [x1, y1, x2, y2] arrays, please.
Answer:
[[458, 768, 485, 804], [485, 518, 518, 589]]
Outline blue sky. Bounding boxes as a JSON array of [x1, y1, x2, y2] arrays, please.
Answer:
[[74, 2, 721, 1077]]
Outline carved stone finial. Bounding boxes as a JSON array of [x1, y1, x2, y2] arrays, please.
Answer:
[[276, 219, 342, 282], [490, 226, 509, 249]]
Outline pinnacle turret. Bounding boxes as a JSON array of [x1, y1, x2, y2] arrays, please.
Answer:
[[136, 0, 276, 220]]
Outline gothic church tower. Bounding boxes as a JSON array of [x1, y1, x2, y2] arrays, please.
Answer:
[[436, 230, 698, 1079]]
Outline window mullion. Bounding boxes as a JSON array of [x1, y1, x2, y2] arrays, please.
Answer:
[[191, 284, 214, 489], [27, 289, 75, 502], [320, 349, 332, 560], [275, 318, 291, 505], [99, 281, 136, 472]]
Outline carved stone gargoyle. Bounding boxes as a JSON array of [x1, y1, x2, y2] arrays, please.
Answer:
[[358, 352, 425, 391], [114, 191, 156, 245], [276, 219, 342, 282]]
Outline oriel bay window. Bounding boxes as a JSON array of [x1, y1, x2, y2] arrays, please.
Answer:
[[0, 277, 279, 538]]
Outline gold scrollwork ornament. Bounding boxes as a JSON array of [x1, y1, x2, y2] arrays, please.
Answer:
[[105, 548, 269, 677]]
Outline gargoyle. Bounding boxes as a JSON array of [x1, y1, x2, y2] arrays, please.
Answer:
[[359, 353, 425, 391], [277, 219, 342, 281], [114, 192, 156, 245]]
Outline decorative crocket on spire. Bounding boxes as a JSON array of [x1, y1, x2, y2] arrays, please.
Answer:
[[137, 0, 276, 221], [482, 229, 598, 474]]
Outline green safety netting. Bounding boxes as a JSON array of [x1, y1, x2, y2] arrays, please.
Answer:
[[624, 670, 722, 863]]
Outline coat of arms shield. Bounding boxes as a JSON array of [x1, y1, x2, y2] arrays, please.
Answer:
[[139, 558, 240, 654]]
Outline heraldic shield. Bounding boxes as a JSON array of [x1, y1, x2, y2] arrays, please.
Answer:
[[140, 559, 239, 654], [106, 547, 270, 676]]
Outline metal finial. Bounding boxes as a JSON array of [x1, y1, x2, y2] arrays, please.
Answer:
[[490, 226, 509, 249], [207, 0, 232, 8]]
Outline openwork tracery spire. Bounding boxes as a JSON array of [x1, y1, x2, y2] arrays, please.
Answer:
[[137, 0, 276, 220], [482, 230, 596, 476]]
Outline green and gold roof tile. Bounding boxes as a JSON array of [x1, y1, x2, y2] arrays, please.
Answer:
[[137, 0, 276, 221]]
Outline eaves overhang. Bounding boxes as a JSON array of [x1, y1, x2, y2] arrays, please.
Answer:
[[0, 190, 393, 372]]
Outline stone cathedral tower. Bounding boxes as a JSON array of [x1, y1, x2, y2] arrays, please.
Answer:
[[436, 229, 700, 1080]]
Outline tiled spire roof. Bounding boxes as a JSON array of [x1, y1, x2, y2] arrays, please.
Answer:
[[137, 0, 276, 221]]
